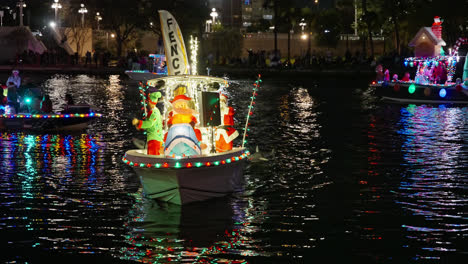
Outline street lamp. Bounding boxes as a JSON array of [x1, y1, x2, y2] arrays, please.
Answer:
[[210, 8, 218, 24], [16, 0, 26, 26], [205, 19, 212, 33], [78, 3, 87, 27], [95, 12, 102, 30], [299, 18, 306, 31], [51, 0, 62, 23]]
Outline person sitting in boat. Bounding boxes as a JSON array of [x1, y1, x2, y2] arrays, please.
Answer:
[[383, 69, 390, 82], [132, 88, 164, 155], [62, 93, 75, 113], [40, 94, 53, 113], [0, 84, 7, 105], [415, 68, 428, 84], [436, 63, 448, 84], [30, 95, 42, 114], [215, 93, 239, 153], [392, 74, 398, 82], [402, 72, 411, 82], [164, 94, 202, 157], [375, 64, 384, 82]]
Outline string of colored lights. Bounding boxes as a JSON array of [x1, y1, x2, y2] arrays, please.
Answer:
[[138, 82, 148, 118], [0, 113, 101, 119], [241, 74, 261, 148], [122, 150, 250, 169]]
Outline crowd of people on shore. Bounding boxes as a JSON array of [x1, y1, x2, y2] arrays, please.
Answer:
[[201, 49, 413, 71], [7, 49, 113, 68]]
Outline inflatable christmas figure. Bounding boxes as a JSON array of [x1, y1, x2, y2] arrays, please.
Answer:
[[215, 93, 239, 152], [132, 88, 164, 155], [164, 94, 202, 157]]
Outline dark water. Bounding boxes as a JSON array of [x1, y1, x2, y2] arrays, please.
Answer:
[[0, 73, 467, 263]]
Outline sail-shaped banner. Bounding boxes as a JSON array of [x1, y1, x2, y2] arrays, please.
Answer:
[[158, 10, 189, 75]]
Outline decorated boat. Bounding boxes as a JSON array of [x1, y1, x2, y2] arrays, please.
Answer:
[[125, 54, 168, 81], [0, 105, 102, 131], [123, 11, 254, 205], [371, 17, 468, 104]]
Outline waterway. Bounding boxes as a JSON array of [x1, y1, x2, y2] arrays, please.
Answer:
[[0, 73, 466, 263]]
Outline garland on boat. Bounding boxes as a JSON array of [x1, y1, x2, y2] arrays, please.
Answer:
[[122, 150, 250, 169], [242, 74, 261, 148], [0, 113, 101, 119]]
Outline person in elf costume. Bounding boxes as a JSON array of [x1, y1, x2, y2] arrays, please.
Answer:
[[164, 94, 203, 157], [132, 88, 164, 155], [215, 93, 239, 152]]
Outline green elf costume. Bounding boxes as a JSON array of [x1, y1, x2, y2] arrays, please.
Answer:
[[132, 89, 163, 155]]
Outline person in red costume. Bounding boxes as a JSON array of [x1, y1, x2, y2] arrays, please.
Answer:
[[215, 93, 239, 152]]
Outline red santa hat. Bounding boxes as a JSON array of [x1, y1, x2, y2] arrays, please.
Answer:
[[171, 94, 192, 104]]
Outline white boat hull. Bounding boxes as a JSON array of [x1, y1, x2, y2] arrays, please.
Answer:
[[123, 148, 249, 205]]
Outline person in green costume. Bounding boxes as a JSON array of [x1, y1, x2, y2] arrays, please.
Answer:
[[132, 87, 164, 155]]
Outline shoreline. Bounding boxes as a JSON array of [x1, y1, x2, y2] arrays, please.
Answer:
[[0, 65, 375, 78]]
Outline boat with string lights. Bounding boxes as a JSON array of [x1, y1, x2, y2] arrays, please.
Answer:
[[370, 17, 468, 104], [122, 74, 253, 205], [125, 54, 168, 81], [0, 105, 102, 131], [123, 11, 258, 205]]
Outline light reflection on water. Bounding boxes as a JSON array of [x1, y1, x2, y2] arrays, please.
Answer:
[[0, 74, 466, 263], [0, 75, 330, 263], [358, 93, 468, 262], [396, 105, 468, 260]]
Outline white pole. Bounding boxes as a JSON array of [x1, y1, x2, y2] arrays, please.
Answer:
[[19, 1, 25, 26]]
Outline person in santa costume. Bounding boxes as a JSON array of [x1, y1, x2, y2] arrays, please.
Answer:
[[215, 93, 239, 152], [164, 94, 203, 157], [132, 88, 164, 155]]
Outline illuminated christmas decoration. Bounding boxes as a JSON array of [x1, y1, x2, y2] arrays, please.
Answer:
[[439, 88, 447, 98], [0, 113, 101, 119], [242, 74, 261, 148], [408, 84, 416, 94], [189, 35, 199, 75], [122, 150, 250, 169]]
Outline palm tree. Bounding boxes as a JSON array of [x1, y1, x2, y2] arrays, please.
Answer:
[[361, 0, 374, 58]]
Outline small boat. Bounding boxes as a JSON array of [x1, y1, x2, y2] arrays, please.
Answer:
[[125, 54, 167, 81], [370, 81, 468, 104], [0, 105, 102, 131], [371, 16, 468, 104]]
